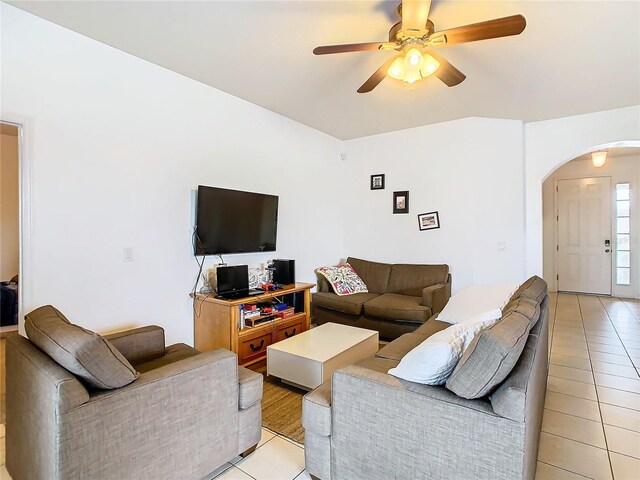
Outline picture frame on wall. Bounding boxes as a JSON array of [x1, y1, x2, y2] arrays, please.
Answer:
[[371, 174, 385, 190], [393, 191, 409, 214], [418, 211, 440, 231]]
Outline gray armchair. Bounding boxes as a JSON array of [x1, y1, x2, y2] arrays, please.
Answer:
[[6, 325, 263, 480]]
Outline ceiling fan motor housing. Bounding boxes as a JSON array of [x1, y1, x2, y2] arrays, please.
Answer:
[[389, 19, 435, 43]]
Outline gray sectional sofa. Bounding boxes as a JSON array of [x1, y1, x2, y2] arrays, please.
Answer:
[[303, 276, 548, 480], [313, 257, 452, 340]]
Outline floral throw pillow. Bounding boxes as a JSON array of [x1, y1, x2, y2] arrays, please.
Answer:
[[316, 263, 368, 296]]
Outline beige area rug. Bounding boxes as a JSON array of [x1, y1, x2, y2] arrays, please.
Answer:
[[257, 341, 388, 444], [258, 366, 306, 444]]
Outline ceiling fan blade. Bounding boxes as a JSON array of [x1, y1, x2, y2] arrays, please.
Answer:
[[428, 51, 466, 87], [401, 0, 432, 32], [357, 56, 398, 93], [313, 42, 394, 55], [430, 14, 526, 46]]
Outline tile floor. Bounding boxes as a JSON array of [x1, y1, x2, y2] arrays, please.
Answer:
[[537, 293, 640, 480], [203, 428, 310, 480], [1, 293, 639, 479]]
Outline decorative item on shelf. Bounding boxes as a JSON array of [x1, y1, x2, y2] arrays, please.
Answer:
[[393, 191, 409, 214], [371, 174, 385, 190], [418, 211, 440, 231], [248, 266, 270, 289]]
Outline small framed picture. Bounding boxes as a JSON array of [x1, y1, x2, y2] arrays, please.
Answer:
[[393, 191, 409, 214], [418, 211, 440, 231], [371, 174, 385, 190]]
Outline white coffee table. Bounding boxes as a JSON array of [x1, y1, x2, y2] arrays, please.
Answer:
[[267, 322, 379, 390]]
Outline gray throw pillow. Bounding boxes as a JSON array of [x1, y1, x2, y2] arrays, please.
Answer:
[[503, 296, 541, 329], [445, 309, 531, 399], [25, 305, 139, 389], [510, 276, 547, 304]]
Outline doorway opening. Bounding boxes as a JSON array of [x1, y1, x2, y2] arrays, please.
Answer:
[[0, 123, 20, 333], [543, 147, 640, 297]]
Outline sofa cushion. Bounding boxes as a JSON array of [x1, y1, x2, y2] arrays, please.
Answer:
[[364, 293, 432, 324], [134, 343, 199, 373], [490, 331, 542, 422], [313, 292, 380, 315], [238, 366, 263, 410], [355, 355, 400, 372], [347, 257, 392, 294], [436, 284, 519, 325], [25, 305, 139, 389], [413, 318, 451, 337], [106, 325, 166, 364], [316, 264, 368, 296], [510, 275, 547, 304], [388, 324, 465, 385], [387, 264, 449, 296], [445, 309, 531, 399], [376, 333, 431, 361], [302, 381, 332, 436]]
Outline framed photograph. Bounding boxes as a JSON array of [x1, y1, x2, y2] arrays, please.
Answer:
[[418, 211, 440, 231], [370, 174, 385, 190], [393, 191, 409, 214]]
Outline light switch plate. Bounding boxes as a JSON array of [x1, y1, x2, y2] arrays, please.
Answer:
[[123, 247, 134, 262]]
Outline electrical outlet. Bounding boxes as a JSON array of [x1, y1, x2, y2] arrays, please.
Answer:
[[123, 247, 134, 262], [497, 242, 506, 252]]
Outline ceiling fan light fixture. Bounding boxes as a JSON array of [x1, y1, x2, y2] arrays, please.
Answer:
[[388, 50, 439, 84], [388, 56, 406, 80], [420, 53, 440, 77], [404, 69, 422, 84], [404, 47, 423, 67], [591, 151, 607, 168]]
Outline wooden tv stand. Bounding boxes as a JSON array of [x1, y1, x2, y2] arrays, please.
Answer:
[[192, 282, 314, 367]]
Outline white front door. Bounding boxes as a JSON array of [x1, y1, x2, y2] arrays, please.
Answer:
[[557, 177, 612, 295]]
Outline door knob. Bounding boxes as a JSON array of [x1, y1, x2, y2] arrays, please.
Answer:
[[605, 249, 611, 253]]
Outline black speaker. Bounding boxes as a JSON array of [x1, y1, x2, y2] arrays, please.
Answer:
[[273, 259, 295, 285]]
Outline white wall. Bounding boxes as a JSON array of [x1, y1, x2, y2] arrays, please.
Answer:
[[524, 106, 640, 277], [542, 153, 640, 297], [1, 5, 345, 344], [343, 118, 526, 292], [0, 131, 20, 281]]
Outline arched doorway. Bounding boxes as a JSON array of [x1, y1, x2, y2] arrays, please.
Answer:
[[541, 145, 640, 297]]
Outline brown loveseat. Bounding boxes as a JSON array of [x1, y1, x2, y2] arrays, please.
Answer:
[[312, 257, 451, 340]]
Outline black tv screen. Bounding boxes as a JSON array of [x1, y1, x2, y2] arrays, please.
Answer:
[[195, 186, 279, 255]]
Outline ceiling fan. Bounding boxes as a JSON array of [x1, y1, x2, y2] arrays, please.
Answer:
[[313, 0, 526, 93]]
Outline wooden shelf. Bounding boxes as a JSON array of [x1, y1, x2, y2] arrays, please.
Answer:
[[239, 312, 306, 336], [192, 283, 313, 366]]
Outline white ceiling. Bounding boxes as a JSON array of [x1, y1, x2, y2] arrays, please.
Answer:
[[8, 0, 640, 140]]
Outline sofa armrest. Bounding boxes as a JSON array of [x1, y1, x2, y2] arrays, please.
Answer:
[[104, 325, 166, 364], [238, 366, 263, 410], [421, 282, 451, 314], [315, 270, 332, 293], [330, 365, 524, 480], [7, 334, 90, 415]]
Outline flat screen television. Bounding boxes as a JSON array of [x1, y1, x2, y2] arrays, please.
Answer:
[[195, 185, 279, 255]]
